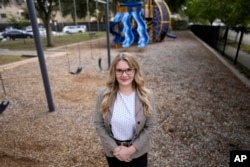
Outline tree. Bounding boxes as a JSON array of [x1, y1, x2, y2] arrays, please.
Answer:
[[219, 0, 250, 28], [165, 0, 186, 13], [0, 0, 10, 6], [7, 13, 29, 28], [184, 0, 250, 28], [59, 0, 106, 24], [184, 0, 218, 25], [31, 0, 59, 47]]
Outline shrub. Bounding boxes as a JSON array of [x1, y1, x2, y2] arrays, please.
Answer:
[[171, 17, 188, 30]]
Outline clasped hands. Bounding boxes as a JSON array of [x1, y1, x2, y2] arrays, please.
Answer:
[[113, 145, 136, 162]]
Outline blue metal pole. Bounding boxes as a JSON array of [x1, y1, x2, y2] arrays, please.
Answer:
[[26, 0, 55, 112]]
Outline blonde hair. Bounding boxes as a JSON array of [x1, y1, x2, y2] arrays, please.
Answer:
[[100, 52, 152, 117]]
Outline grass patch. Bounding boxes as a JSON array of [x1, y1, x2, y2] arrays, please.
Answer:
[[227, 39, 250, 54], [0, 55, 30, 65], [0, 32, 105, 51], [0, 32, 105, 66]]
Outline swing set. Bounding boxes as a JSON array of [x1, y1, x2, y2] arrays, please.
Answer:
[[0, 0, 111, 113], [66, 0, 111, 73], [90, 0, 111, 72]]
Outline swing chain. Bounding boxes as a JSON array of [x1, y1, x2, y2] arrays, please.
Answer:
[[98, 57, 110, 73], [0, 72, 6, 96]]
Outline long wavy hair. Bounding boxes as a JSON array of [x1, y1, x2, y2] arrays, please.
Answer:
[[100, 52, 152, 117]]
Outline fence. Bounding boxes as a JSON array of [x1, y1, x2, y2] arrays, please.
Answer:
[[190, 25, 250, 77]]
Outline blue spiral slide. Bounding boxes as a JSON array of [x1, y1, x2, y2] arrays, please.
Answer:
[[131, 11, 149, 48], [109, 2, 149, 48], [121, 12, 134, 48], [110, 12, 124, 44]]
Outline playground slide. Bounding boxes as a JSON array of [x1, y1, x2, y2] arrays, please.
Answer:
[[131, 11, 149, 48], [121, 12, 134, 48], [110, 12, 124, 44], [167, 32, 177, 39]]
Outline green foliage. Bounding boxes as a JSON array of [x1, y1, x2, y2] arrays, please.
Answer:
[[184, 0, 218, 24], [227, 39, 250, 54], [59, 0, 106, 23], [34, 0, 59, 21], [171, 17, 188, 30], [0, 0, 10, 6], [165, 0, 186, 13], [33, 0, 59, 47], [184, 0, 250, 28], [21, 5, 31, 20], [7, 14, 30, 29], [221, 0, 250, 27]]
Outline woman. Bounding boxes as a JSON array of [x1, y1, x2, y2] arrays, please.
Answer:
[[94, 52, 156, 167]]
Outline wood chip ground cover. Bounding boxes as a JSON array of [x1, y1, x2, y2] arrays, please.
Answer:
[[0, 31, 249, 167]]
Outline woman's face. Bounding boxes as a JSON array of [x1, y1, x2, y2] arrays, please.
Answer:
[[115, 60, 135, 88]]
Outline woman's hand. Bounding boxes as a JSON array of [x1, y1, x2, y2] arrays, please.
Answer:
[[112, 146, 121, 154], [113, 145, 136, 162]]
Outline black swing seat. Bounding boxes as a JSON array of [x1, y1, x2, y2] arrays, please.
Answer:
[[0, 100, 9, 114], [69, 66, 83, 75]]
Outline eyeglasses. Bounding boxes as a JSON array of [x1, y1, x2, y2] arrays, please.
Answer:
[[115, 68, 134, 76]]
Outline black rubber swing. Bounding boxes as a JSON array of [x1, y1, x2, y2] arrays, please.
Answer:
[[0, 72, 9, 114], [67, 42, 83, 75], [0, 100, 9, 114], [69, 66, 83, 75]]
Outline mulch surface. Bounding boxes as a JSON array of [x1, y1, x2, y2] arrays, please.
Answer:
[[0, 31, 250, 167]]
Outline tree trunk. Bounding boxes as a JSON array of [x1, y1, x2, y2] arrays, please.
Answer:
[[36, 2, 54, 48], [44, 19, 54, 47]]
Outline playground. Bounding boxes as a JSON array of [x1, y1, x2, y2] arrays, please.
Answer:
[[0, 31, 250, 166]]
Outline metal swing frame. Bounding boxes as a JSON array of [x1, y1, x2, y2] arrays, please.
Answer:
[[59, 0, 83, 75], [90, 0, 111, 72]]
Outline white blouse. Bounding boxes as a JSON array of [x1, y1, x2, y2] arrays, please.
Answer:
[[111, 91, 136, 141]]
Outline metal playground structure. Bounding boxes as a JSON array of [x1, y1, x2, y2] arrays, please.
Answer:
[[0, 0, 176, 113], [110, 0, 176, 48]]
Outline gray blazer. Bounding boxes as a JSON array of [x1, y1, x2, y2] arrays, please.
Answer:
[[93, 88, 157, 159]]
